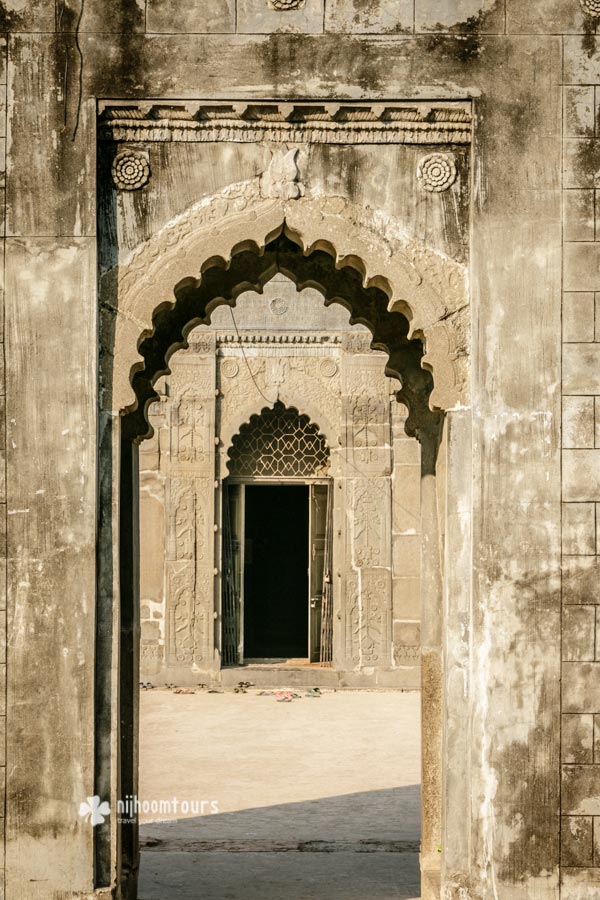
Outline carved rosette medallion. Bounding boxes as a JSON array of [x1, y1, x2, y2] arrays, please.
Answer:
[[269, 297, 288, 316], [269, 0, 305, 8], [416, 153, 457, 193], [319, 358, 338, 378], [112, 149, 151, 191], [581, 0, 600, 16], [221, 359, 240, 379]]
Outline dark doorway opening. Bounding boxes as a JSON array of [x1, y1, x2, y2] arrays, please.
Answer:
[[244, 484, 309, 658]]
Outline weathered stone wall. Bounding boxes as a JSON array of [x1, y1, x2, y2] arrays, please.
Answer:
[[561, 46, 600, 895], [1, 1, 582, 899]]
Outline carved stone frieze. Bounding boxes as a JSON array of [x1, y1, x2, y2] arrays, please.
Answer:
[[217, 352, 340, 455], [98, 100, 473, 145], [342, 356, 388, 398], [395, 645, 420, 662], [217, 333, 342, 345], [186, 334, 216, 355], [342, 333, 373, 354]]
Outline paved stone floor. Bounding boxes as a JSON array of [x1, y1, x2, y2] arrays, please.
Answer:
[[138, 688, 421, 899]]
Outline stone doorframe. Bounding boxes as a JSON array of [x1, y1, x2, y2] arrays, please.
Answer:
[[98, 193, 470, 899]]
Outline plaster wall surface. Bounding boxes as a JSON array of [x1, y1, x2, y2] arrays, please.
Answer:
[[0, 1, 579, 899]]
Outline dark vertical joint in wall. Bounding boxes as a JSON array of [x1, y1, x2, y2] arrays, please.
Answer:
[[118, 432, 140, 900], [419, 414, 444, 479], [94, 413, 114, 888], [95, 140, 120, 889], [582, 14, 597, 59]]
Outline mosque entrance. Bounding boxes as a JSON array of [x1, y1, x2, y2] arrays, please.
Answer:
[[221, 404, 333, 666]]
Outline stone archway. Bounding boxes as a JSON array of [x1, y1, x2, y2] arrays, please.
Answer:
[[102, 190, 469, 418], [97, 196, 469, 900]]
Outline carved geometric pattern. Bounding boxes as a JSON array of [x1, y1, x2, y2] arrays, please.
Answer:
[[349, 396, 389, 472], [227, 402, 330, 478], [270, 0, 305, 8], [98, 100, 473, 145], [581, 0, 600, 15]]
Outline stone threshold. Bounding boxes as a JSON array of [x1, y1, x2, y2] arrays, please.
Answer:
[[141, 837, 421, 854]]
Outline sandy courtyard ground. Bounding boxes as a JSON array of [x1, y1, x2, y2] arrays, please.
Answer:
[[138, 688, 421, 899]]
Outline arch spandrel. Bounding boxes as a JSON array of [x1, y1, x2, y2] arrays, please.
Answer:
[[103, 182, 469, 415]]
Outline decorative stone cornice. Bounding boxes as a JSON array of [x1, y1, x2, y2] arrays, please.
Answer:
[[214, 333, 343, 345], [98, 101, 473, 146]]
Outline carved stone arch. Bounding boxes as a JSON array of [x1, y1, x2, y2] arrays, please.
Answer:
[[102, 183, 469, 420]]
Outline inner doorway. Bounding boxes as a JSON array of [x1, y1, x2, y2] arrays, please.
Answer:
[[244, 484, 309, 659], [223, 481, 330, 664]]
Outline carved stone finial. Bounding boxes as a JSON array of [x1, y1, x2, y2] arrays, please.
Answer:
[[416, 153, 457, 193], [260, 148, 305, 200], [269, 0, 305, 8], [581, 0, 600, 16], [112, 150, 151, 191]]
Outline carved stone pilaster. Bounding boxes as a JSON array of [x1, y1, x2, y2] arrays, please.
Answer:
[[342, 353, 391, 477], [164, 333, 217, 671], [166, 477, 214, 668], [342, 476, 393, 668]]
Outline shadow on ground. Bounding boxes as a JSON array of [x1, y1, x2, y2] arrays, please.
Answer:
[[138, 786, 421, 900]]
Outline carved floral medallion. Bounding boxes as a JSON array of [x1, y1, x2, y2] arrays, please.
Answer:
[[112, 149, 151, 191], [416, 153, 457, 193], [319, 358, 338, 378]]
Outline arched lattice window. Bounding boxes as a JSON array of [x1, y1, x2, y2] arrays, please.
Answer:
[[227, 402, 330, 479]]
